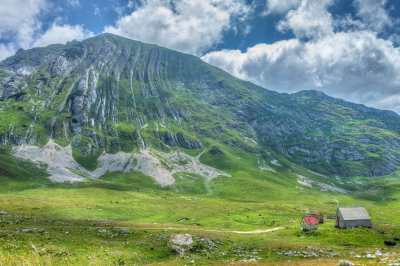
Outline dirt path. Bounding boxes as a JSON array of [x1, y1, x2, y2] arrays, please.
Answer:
[[143, 226, 284, 234], [228, 227, 283, 234]]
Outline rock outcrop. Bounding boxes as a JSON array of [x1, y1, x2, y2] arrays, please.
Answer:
[[1, 33, 400, 177]]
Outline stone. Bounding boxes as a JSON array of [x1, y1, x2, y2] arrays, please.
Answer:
[[171, 245, 185, 255], [338, 260, 355, 266], [366, 254, 375, 259], [170, 234, 193, 246]]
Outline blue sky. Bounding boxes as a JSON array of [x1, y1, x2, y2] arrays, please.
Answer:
[[1, 0, 400, 112]]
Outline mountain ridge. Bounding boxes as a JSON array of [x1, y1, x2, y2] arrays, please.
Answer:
[[292, 90, 398, 117], [1, 33, 400, 180]]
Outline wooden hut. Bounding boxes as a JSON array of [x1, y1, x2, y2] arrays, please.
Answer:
[[312, 211, 324, 224], [335, 206, 371, 229], [300, 216, 318, 231]]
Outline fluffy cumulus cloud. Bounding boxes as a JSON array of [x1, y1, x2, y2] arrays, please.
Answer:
[[0, 0, 93, 60], [354, 0, 392, 32], [33, 24, 94, 47], [277, 0, 334, 39], [0, 0, 48, 51], [104, 0, 252, 55], [202, 0, 400, 113]]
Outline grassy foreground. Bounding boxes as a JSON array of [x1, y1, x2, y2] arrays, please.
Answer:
[[0, 180, 400, 265], [0, 148, 400, 265]]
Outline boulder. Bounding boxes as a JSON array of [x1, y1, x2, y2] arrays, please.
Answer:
[[338, 260, 355, 266], [169, 234, 193, 246]]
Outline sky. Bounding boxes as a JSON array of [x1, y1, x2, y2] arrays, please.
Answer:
[[1, 0, 400, 113]]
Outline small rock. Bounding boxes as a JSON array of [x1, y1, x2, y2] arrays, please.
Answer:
[[171, 245, 185, 255], [190, 260, 195, 265], [0, 211, 8, 215], [349, 252, 356, 256], [309, 252, 317, 257], [87, 207, 91, 210], [121, 229, 128, 234], [366, 254, 375, 259], [31, 244, 37, 251], [318, 249, 324, 254], [338, 260, 355, 266], [375, 250, 382, 257]]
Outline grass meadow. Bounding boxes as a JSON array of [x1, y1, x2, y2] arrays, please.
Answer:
[[0, 146, 399, 265]]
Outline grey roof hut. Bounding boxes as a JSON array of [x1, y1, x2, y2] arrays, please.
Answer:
[[335, 206, 371, 229]]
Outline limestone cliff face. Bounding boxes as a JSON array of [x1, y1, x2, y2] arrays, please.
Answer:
[[1, 33, 400, 177]]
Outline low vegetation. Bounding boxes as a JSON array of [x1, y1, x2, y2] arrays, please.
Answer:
[[0, 149, 399, 265]]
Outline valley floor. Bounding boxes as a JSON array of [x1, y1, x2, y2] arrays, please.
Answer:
[[0, 182, 399, 265]]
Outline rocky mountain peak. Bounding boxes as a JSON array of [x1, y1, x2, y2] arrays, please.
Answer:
[[1, 34, 400, 179]]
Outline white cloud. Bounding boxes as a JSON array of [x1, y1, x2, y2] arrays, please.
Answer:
[[0, 0, 48, 50], [33, 24, 94, 47], [0, 0, 93, 60], [354, 0, 392, 32], [266, 0, 301, 14], [202, 0, 400, 113], [94, 6, 101, 16], [68, 0, 80, 8], [202, 48, 249, 80], [389, 33, 400, 45], [277, 0, 334, 39], [104, 0, 252, 55], [0, 43, 17, 61]]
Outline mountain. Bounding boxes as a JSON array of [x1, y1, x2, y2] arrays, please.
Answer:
[[1, 33, 400, 185]]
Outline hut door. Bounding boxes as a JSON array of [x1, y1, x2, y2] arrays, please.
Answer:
[[336, 216, 340, 228]]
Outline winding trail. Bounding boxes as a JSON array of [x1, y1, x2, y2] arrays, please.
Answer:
[[144, 226, 283, 234], [228, 227, 283, 234]]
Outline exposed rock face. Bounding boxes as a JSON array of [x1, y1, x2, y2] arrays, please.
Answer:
[[293, 90, 398, 117], [157, 131, 202, 149], [1, 33, 400, 177]]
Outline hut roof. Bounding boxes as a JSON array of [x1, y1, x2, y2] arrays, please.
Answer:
[[337, 206, 370, 221], [303, 216, 318, 225], [312, 211, 323, 216]]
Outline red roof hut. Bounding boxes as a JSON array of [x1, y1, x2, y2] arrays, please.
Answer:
[[300, 216, 318, 230]]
